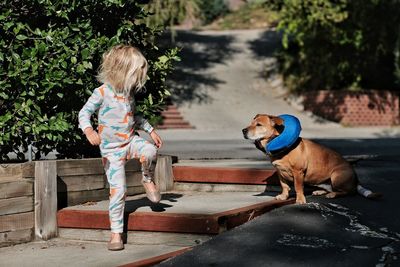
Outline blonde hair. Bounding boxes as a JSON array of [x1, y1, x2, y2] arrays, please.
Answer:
[[97, 45, 148, 95]]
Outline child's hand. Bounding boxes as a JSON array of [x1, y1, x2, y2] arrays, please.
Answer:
[[150, 130, 163, 149], [84, 128, 101, 146]]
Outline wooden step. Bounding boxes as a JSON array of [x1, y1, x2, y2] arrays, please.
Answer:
[[172, 166, 279, 185], [157, 104, 194, 130], [57, 192, 293, 235], [161, 119, 191, 125], [162, 109, 181, 115], [162, 114, 184, 120]]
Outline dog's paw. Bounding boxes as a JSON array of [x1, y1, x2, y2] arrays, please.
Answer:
[[296, 198, 306, 205], [275, 194, 289, 201], [325, 192, 337, 199], [312, 190, 327, 196], [295, 195, 306, 204]]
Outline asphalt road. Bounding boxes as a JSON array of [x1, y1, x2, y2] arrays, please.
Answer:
[[157, 147, 400, 267]]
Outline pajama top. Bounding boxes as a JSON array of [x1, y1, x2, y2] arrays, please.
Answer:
[[78, 84, 154, 156]]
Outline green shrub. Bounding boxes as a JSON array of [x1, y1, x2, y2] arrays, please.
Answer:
[[199, 0, 229, 24], [0, 0, 179, 162], [145, 0, 201, 28], [274, 0, 400, 92]]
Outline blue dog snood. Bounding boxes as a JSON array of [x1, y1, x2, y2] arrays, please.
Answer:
[[266, 114, 302, 154]]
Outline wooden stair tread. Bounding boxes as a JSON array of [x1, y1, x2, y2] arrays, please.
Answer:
[[57, 191, 292, 234]]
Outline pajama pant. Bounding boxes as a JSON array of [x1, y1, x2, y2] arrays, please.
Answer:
[[102, 135, 157, 233]]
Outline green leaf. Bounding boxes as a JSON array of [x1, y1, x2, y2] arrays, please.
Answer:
[[158, 55, 168, 64], [81, 48, 90, 59], [0, 92, 8, 99], [16, 34, 28, 40]]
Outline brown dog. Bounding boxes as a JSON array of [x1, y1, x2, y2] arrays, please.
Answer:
[[242, 114, 381, 204]]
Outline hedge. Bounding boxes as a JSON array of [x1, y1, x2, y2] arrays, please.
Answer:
[[0, 0, 179, 162], [273, 0, 400, 92]]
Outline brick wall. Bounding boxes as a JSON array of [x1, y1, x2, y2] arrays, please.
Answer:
[[302, 90, 399, 126]]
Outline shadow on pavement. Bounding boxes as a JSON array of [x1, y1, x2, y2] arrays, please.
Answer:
[[248, 29, 281, 59], [160, 30, 238, 105]]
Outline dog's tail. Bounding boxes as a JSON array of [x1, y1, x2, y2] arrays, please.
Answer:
[[357, 184, 382, 199]]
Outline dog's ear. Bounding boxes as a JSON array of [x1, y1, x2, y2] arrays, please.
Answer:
[[253, 114, 264, 120], [270, 116, 284, 126]]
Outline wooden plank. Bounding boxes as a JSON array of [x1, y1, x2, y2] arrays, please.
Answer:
[[102, 171, 142, 188], [57, 158, 104, 176], [125, 159, 142, 172], [128, 213, 220, 234], [0, 196, 33, 216], [126, 186, 145, 196], [35, 160, 58, 240], [0, 180, 33, 199], [57, 210, 221, 234], [57, 158, 143, 177], [57, 174, 105, 192], [62, 185, 144, 207], [154, 156, 174, 192], [65, 189, 108, 207], [0, 228, 33, 248], [0, 163, 23, 180], [173, 166, 279, 185], [21, 162, 35, 178], [0, 212, 34, 232], [125, 172, 142, 187]]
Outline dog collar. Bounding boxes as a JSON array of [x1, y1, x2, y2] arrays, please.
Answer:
[[266, 114, 302, 156]]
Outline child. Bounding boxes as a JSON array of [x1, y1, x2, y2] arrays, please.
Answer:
[[78, 45, 162, 251]]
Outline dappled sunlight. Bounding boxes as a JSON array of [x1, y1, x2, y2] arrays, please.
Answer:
[[160, 30, 239, 105]]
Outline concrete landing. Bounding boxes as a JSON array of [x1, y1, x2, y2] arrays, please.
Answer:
[[0, 238, 186, 267], [62, 191, 275, 214]]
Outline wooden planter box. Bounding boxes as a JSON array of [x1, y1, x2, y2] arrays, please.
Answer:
[[302, 90, 399, 126], [0, 156, 173, 247], [0, 162, 35, 247]]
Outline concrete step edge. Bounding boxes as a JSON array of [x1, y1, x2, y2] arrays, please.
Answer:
[[58, 228, 213, 247]]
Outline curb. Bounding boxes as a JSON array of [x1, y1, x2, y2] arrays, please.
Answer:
[[118, 247, 193, 267]]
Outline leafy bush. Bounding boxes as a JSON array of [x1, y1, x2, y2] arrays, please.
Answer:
[[0, 0, 179, 162], [145, 0, 201, 29], [274, 0, 400, 92], [199, 0, 229, 24]]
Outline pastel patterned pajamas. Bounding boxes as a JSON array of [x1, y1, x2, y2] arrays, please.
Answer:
[[79, 84, 157, 233]]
